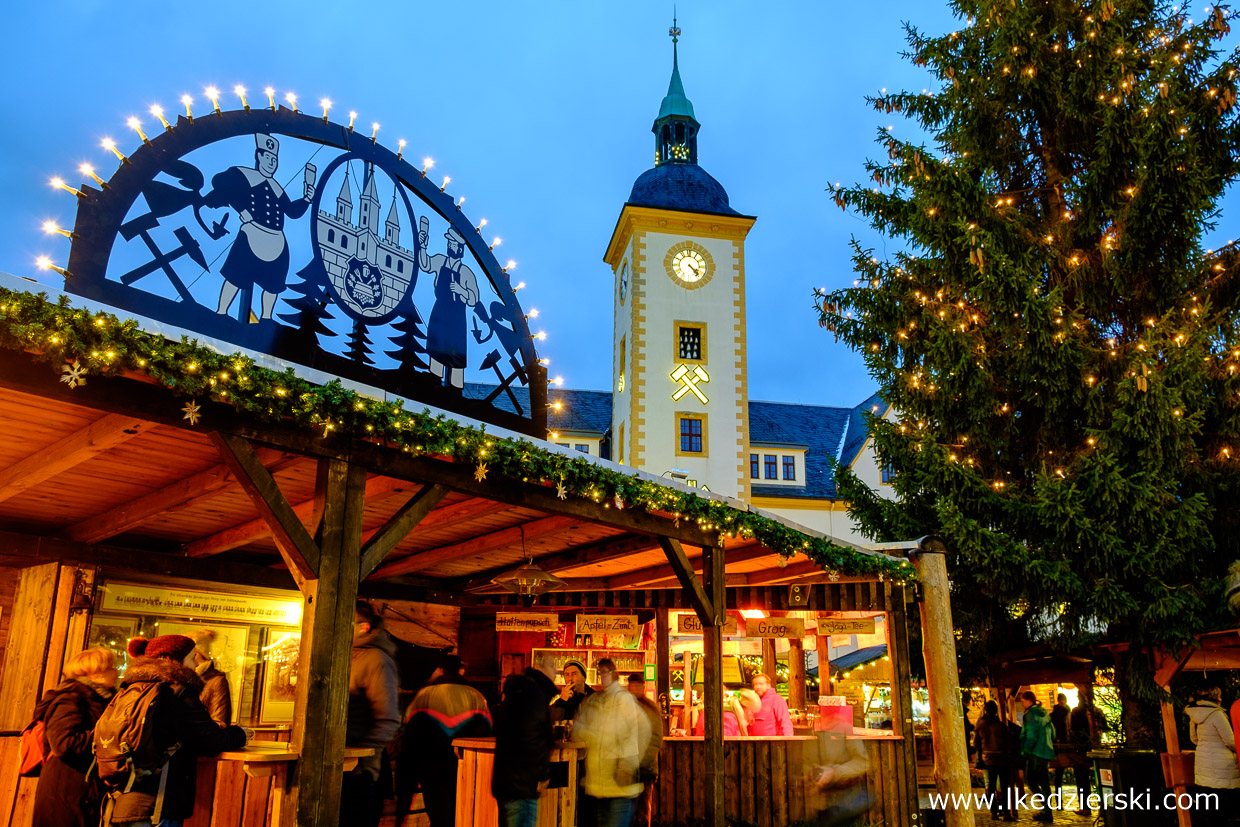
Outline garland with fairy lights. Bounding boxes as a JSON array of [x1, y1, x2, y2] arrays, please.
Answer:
[[0, 287, 912, 581]]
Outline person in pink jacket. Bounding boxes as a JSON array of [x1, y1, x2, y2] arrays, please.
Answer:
[[749, 674, 794, 736]]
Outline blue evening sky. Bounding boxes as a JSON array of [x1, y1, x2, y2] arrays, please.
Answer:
[[4, 2, 1228, 410]]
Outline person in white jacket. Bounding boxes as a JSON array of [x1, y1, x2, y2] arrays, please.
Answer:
[[573, 658, 652, 827], [1187, 684, 1240, 821]]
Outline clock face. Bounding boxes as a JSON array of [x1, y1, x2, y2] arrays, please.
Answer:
[[663, 241, 715, 289], [619, 262, 628, 302]]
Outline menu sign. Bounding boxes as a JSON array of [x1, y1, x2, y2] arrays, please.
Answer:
[[100, 582, 302, 625], [677, 614, 739, 636], [818, 617, 876, 635], [496, 613, 560, 632], [747, 617, 806, 639], [576, 614, 640, 636]]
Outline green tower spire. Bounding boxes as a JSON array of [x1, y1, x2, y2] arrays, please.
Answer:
[[653, 16, 700, 165]]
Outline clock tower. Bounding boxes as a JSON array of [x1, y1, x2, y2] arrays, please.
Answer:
[[603, 21, 755, 498]]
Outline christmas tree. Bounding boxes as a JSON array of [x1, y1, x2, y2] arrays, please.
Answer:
[[345, 319, 375, 366], [819, 2, 1240, 679], [279, 263, 337, 341], [386, 306, 430, 373]]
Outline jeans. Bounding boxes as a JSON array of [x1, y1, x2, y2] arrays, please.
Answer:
[[594, 796, 635, 827], [500, 797, 540, 827], [126, 822, 183, 827], [984, 759, 1010, 816], [1025, 755, 1051, 810], [339, 768, 379, 827]]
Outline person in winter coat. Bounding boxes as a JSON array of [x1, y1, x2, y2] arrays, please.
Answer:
[[551, 660, 594, 721], [404, 653, 493, 827], [1187, 685, 1240, 824], [342, 600, 401, 827], [1019, 691, 1056, 823], [574, 658, 652, 827], [973, 700, 1015, 822], [626, 674, 664, 827], [492, 656, 558, 827], [188, 631, 231, 726], [106, 635, 249, 826], [31, 647, 117, 827]]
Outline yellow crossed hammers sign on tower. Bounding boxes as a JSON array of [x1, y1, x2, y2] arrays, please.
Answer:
[[671, 364, 710, 404]]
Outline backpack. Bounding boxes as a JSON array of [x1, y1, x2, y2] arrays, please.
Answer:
[[93, 682, 181, 793], [17, 692, 57, 778]]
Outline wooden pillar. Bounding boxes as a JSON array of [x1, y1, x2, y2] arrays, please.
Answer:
[[1161, 691, 1193, 827], [889, 582, 923, 826], [788, 637, 806, 711], [912, 537, 974, 827], [701, 543, 726, 827], [761, 638, 777, 681], [656, 601, 671, 734], [815, 623, 831, 701]]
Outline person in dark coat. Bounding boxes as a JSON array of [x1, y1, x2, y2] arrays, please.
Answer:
[[189, 631, 231, 726], [32, 647, 117, 827], [550, 660, 593, 722], [106, 635, 249, 825], [343, 600, 400, 827], [973, 700, 1015, 822], [492, 656, 558, 827], [1068, 699, 1095, 815], [1049, 693, 1070, 794], [404, 654, 493, 827]]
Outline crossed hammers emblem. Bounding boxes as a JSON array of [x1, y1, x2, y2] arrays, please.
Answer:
[[671, 363, 710, 404]]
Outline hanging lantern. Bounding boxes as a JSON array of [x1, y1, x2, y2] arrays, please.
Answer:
[[492, 560, 565, 606]]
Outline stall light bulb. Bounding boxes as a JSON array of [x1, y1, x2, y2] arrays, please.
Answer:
[[284, 92, 298, 112], [234, 85, 249, 110], [396, 138, 406, 159], [539, 358, 550, 366], [422, 157, 434, 174], [552, 376, 564, 386], [513, 281, 526, 291], [205, 86, 221, 114], [149, 104, 171, 130], [348, 110, 357, 131], [320, 97, 332, 120], [456, 196, 465, 208], [371, 122, 380, 142], [42, 221, 74, 239], [101, 138, 128, 164], [264, 87, 276, 110], [534, 331, 546, 341], [490, 236, 502, 250], [181, 94, 194, 119], [36, 256, 71, 278], [77, 165, 105, 187], [126, 117, 149, 144], [476, 218, 488, 231], [526, 308, 539, 319], [440, 176, 450, 192], [506, 259, 517, 271]]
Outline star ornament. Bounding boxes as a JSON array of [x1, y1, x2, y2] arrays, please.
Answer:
[[556, 480, 567, 500], [60, 361, 87, 388], [181, 400, 202, 426], [474, 461, 489, 482]]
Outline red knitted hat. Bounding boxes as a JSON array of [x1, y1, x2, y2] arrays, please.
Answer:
[[127, 637, 148, 658], [141, 634, 196, 662]]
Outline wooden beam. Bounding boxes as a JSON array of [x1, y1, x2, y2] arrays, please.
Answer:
[[373, 514, 579, 579], [702, 543, 726, 827], [184, 473, 409, 558], [609, 543, 770, 589], [359, 484, 449, 579], [658, 537, 713, 624], [0, 413, 154, 504], [64, 448, 295, 543], [455, 532, 657, 592], [742, 559, 854, 585], [210, 433, 322, 584]]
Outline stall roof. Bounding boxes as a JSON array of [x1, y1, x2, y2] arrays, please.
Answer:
[[0, 277, 911, 598]]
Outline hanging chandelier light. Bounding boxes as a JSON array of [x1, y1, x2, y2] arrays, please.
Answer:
[[492, 560, 565, 606]]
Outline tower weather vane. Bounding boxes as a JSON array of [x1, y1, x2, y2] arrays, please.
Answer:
[[669, 12, 680, 43]]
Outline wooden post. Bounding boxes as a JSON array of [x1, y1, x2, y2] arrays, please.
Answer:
[[702, 543, 726, 827], [761, 638, 777, 683], [284, 459, 367, 827], [815, 624, 831, 704], [656, 600, 671, 734], [912, 537, 974, 827], [889, 582, 923, 825], [788, 637, 806, 711]]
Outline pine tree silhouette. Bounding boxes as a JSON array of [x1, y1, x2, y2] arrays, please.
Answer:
[[279, 262, 337, 340], [386, 306, 429, 372], [345, 319, 375, 366]]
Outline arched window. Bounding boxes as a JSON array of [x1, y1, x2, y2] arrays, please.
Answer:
[[341, 236, 348, 249], [328, 229, 335, 244], [386, 254, 392, 268], [397, 260, 404, 273]]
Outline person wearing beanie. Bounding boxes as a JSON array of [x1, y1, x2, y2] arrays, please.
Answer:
[[550, 659, 594, 721], [105, 635, 249, 825]]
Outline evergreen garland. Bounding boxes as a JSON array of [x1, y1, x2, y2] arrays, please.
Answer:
[[0, 286, 911, 581]]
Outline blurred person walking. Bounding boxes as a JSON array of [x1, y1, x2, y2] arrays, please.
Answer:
[[491, 655, 558, 827]]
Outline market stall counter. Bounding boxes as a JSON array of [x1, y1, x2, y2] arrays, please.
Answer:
[[453, 737, 585, 827]]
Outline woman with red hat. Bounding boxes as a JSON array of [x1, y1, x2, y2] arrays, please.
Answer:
[[104, 634, 249, 826]]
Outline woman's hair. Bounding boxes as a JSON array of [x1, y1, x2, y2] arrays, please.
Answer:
[[63, 647, 116, 679], [726, 694, 749, 735], [984, 699, 999, 716], [1196, 685, 1223, 702], [737, 689, 763, 712]]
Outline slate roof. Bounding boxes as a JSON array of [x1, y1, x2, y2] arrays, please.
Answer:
[[627, 163, 740, 216], [463, 383, 881, 501]]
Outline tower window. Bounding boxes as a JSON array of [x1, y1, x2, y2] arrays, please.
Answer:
[[680, 418, 703, 453], [618, 335, 626, 393], [386, 254, 392, 268], [782, 456, 796, 481], [764, 455, 778, 480], [750, 454, 759, 479], [328, 229, 335, 243], [397, 260, 404, 273], [678, 325, 703, 361], [341, 236, 348, 249]]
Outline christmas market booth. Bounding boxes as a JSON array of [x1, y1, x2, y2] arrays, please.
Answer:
[[0, 100, 943, 827]]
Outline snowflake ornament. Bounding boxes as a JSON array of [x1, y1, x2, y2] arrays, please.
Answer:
[[60, 361, 87, 388]]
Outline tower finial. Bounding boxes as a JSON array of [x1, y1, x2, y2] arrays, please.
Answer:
[[669, 10, 680, 45]]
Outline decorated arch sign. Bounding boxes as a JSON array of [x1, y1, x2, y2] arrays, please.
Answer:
[[60, 104, 546, 435]]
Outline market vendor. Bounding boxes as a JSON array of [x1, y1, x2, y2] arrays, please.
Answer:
[[551, 660, 593, 721], [749, 673, 794, 736]]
